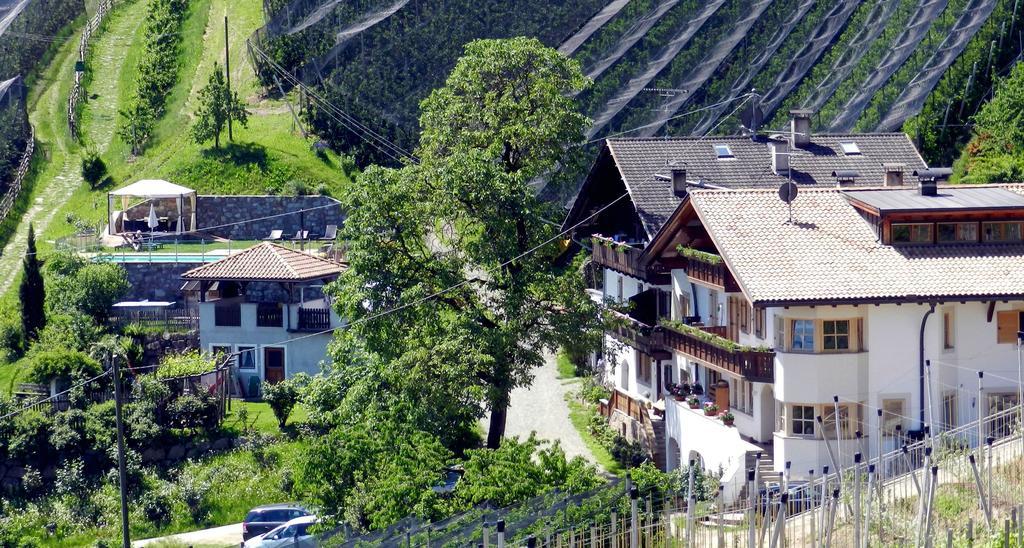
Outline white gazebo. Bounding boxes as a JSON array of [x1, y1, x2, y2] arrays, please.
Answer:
[[108, 179, 197, 235]]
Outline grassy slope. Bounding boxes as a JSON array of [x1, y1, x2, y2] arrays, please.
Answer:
[[44, 0, 353, 244]]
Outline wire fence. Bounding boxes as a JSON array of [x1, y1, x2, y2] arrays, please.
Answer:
[[68, 0, 114, 139], [0, 122, 33, 223]]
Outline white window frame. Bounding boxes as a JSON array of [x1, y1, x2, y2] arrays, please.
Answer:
[[260, 344, 289, 382], [838, 141, 861, 155], [791, 319, 814, 352], [713, 144, 734, 159]]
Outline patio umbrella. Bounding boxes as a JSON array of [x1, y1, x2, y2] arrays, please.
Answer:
[[147, 203, 159, 231]]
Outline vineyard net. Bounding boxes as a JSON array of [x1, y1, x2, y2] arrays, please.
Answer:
[[798, 0, 901, 115], [827, 0, 949, 132], [875, 0, 997, 130], [759, 0, 860, 120], [0, 75, 29, 191], [0, 0, 85, 81], [638, 0, 775, 138], [688, 0, 814, 136], [583, 0, 681, 81], [586, 0, 726, 139], [559, 0, 632, 57]]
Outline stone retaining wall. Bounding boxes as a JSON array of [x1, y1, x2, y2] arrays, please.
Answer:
[[142, 331, 199, 365], [196, 195, 344, 240], [121, 261, 204, 301], [0, 436, 248, 493]]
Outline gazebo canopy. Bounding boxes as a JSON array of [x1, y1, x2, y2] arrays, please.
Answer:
[[109, 179, 195, 198]]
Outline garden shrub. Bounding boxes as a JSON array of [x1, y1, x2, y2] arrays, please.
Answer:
[[35, 313, 105, 353], [28, 348, 102, 385], [50, 409, 86, 455], [156, 350, 216, 379], [0, 312, 24, 359], [81, 151, 108, 190], [9, 410, 54, 461], [85, 400, 117, 455], [263, 373, 310, 428], [140, 487, 174, 526], [167, 391, 219, 432]]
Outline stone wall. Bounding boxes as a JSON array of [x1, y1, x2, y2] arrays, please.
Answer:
[[122, 261, 205, 301], [196, 195, 344, 240], [0, 436, 247, 493], [142, 331, 199, 365]]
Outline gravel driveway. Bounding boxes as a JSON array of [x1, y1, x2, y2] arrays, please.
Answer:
[[486, 352, 595, 464], [133, 523, 241, 547]]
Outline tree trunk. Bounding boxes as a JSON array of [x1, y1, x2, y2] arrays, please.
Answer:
[[486, 399, 508, 449]]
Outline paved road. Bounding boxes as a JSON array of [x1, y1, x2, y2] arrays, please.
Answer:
[[133, 522, 241, 547], [487, 352, 596, 465]]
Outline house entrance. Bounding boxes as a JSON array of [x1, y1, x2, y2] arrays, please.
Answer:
[[264, 347, 285, 384]]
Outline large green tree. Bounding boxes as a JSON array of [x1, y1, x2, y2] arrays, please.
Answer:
[[330, 37, 601, 449], [191, 62, 249, 149], [19, 224, 45, 342]]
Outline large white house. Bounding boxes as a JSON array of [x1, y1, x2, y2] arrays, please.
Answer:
[[568, 112, 1023, 501]]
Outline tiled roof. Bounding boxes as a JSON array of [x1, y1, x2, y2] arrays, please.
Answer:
[[181, 242, 344, 282], [688, 186, 1024, 304], [606, 134, 927, 237]]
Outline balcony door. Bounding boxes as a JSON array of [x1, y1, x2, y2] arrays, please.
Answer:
[[263, 347, 286, 384]]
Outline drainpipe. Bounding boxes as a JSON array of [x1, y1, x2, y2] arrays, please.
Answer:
[[918, 303, 936, 431]]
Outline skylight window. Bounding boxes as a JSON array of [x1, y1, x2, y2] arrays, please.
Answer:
[[839, 141, 861, 155], [713, 144, 734, 159]]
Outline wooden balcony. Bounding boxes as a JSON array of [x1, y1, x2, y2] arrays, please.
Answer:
[[661, 323, 774, 383], [607, 310, 671, 359], [591, 236, 646, 279], [684, 255, 739, 292]]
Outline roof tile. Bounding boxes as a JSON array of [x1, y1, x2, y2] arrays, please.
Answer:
[[181, 242, 344, 282]]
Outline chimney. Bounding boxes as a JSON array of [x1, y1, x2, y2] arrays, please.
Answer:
[[671, 168, 687, 197], [832, 170, 859, 187], [769, 136, 789, 175], [790, 109, 813, 148], [913, 168, 952, 196], [883, 163, 905, 186]]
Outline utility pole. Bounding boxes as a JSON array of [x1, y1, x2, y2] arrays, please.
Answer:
[[225, 15, 233, 142], [112, 353, 131, 548]]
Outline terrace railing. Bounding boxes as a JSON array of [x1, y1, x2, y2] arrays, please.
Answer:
[[661, 323, 774, 383], [297, 306, 331, 331], [256, 303, 283, 327], [590, 236, 647, 280], [107, 306, 198, 331]]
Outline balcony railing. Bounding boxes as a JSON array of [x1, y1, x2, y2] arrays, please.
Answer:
[[677, 246, 739, 291], [607, 310, 670, 358], [214, 304, 241, 327], [661, 323, 774, 383], [591, 236, 646, 279], [256, 304, 283, 327], [297, 307, 331, 331]]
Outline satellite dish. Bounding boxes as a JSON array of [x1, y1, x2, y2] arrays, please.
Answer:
[[778, 182, 798, 204], [740, 103, 764, 133]]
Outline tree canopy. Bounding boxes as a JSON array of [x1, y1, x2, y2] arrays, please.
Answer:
[[191, 62, 250, 149], [328, 37, 600, 451]]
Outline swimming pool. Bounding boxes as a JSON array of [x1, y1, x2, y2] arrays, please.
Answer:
[[91, 252, 230, 264]]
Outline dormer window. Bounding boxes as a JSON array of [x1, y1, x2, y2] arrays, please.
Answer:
[[839, 141, 861, 155], [892, 223, 933, 244], [713, 144, 734, 159], [937, 222, 978, 243], [982, 222, 1023, 242]]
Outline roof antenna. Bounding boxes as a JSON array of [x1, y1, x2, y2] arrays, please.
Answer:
[[778, 180, 798, 225], [740, 89, 764, 139]]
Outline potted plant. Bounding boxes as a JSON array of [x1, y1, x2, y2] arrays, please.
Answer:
[[721, 411, 735, 426], [687, 396, 700, 409], [703, 402, 719, 416], [691, 381, 704, 396]]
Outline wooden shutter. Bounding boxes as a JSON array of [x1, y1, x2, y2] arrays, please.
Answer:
[[996, 310, 1020, 344]]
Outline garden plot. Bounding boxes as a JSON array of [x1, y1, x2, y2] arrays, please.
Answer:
[[586, 0, 727, 139], [559, 0, 632, 56], [583, 0, 681, 81], [759, 0, 860, 120], [798, 0, 902, 115], [874, 0, 998, 130], [688, 0, 814, 136], [637, 0, 775, 137], [827, 0, 949, 132]]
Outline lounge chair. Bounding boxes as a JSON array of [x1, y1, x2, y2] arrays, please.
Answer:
[[320, 224, 338, 241], [264, 229, 283, 241], [292, 230, 309, 241]]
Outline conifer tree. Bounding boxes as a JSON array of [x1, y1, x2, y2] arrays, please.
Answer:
[[19, 224, 45, 341]]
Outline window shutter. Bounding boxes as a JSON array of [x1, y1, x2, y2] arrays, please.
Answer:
[[996, 310, 1020, 344]]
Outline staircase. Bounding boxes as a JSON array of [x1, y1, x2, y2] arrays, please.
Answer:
[[649, 415, 667, 470], [738, 448, 777, 501]]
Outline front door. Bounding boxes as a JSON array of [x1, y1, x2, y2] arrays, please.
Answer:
[[264, 347, 285, 384]]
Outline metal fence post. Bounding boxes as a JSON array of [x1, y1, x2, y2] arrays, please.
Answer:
[[497, 519, 505, 548], [747, 469, 756, 548], [630, 486, 639, 548], [853, 453, 862, 548]]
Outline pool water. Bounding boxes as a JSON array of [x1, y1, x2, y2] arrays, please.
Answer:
[[92, 252, 229, 264]]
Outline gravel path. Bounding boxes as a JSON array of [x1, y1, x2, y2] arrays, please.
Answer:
[[133, 522, 241, 547], [491, 352, 596, 464]]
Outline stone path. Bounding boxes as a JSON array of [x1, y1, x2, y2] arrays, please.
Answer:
[[0, 0, 145, 293], [490, 352, 597, 465], [133, 522, 241, 547]]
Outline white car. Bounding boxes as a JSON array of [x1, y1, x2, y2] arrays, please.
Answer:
[[242, 515, 318, 548]]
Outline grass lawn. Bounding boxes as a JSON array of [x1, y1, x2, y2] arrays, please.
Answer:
[[224, 400, 310, 435], [0, 360, 28, 395], [566, 398, 623, 475], [555, 349, 576, 379]]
